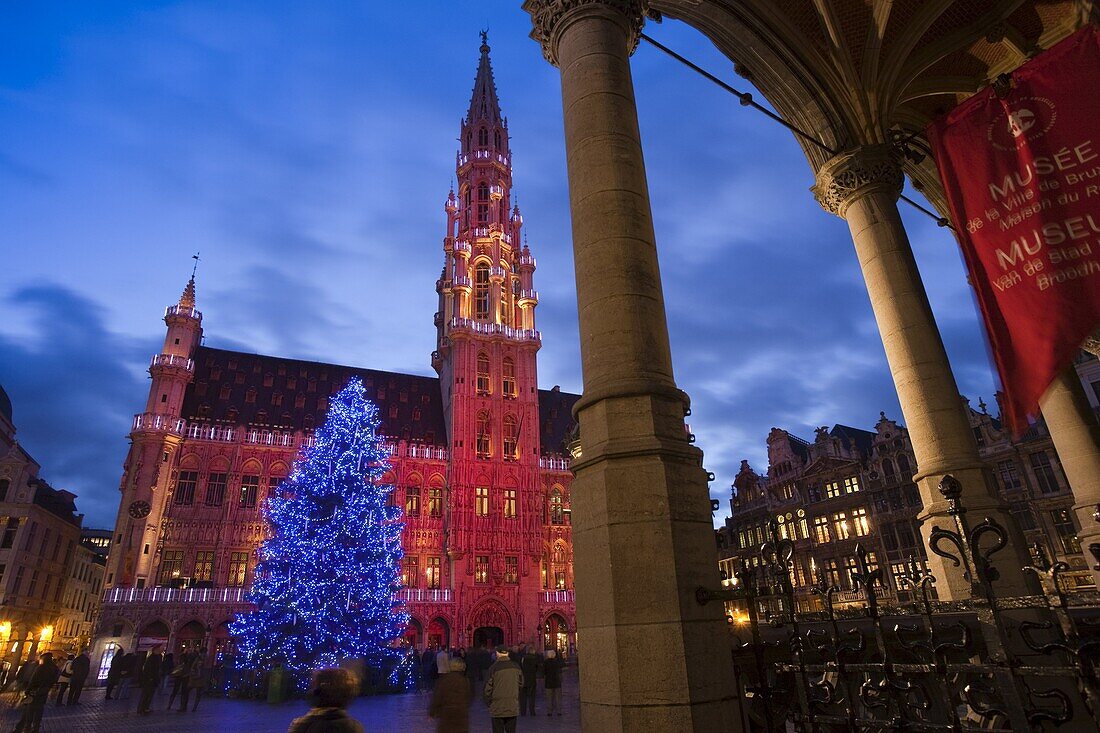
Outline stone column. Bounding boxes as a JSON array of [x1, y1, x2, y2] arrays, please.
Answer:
[[1040, 367, 1100, 585], [524, 2, 737, 731], [813, 144, 1033, 598]]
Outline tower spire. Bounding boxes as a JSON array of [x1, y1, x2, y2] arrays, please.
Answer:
[[179, 253, 199, 309], [467, 31, 502, 125]]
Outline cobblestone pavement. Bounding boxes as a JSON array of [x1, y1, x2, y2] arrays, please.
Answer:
[[0, 673, 581, 732]]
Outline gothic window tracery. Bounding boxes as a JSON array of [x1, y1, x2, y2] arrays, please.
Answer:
[[478, 127, 488, 147], [475, 265, 490, 320], [476, 411, 491, 459], [503, 415, 518, 461], [549, 489, 564, 525], [502, 358, 516, 398]]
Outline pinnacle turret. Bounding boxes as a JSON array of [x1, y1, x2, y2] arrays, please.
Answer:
[[467, 31, 502, 126], [178, 275, 196, 309]]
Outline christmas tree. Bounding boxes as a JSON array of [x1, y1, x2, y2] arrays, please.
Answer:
[[230, 377, 408, 674]]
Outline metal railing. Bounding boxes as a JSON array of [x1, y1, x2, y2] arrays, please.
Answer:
[[539, 456, 570, 472], [516, 289, 538, 302], [132, 412, 185, 436], [103, 586, 248, 604], [164, 305, 202, 320], [541, 590, 574, 605], [397, 588, 452, 603], [449, 317, 540, 342], [244, 429, 295, 447], [698, 474, 1100, 732], [150, 354, 194, 371]]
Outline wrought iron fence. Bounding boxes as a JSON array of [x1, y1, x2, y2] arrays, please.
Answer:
[[698, 475, 1100, 732]]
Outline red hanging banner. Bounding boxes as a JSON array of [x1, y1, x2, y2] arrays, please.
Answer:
[[927, 26, 1100, 435]]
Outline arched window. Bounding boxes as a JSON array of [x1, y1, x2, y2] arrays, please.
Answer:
[[503, 415, 518, 461], [405, 476, 421, 517], [465, 132, 472, 150], [882, 458, 896, 481], [502, 358, 516, 398], [500, 281, 511, 327], [549, 489, 564, 525], [477, 182, 489, 223], [896, 454, 911, 477], [476, 353, 491, 395], [478, 127, 489, 147], [494, 130, 502, 150], [476, 411, 491, 459], [475, 264, 491, 320]]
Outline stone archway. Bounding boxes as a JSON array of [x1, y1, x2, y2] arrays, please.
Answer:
[[137, 620, 170, 652], [175, 620, 206, 655], [468, 598, 512, 647], [427, 617, 450, 650], [543, 613, 570, 655], [403, 618, 424, 650]]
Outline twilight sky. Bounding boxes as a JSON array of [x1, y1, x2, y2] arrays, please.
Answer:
[[0, 2, 995, 529]]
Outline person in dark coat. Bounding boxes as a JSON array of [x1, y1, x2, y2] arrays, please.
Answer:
[[429, 657, 471, 733], [542, 650, 563, 716], [166, 650, 193, 710], [519, 646, 541, 716], [286, 668, 364, 733], [180, 652, 206, 712], [13, 652, 59, 733], [136, 645, 163, 714], [65, 650, 90, 704], [483, 647, 522, 733], [12, 655, 38, 695], [104, 648, 125, 699], [421, 648, 437, 691]]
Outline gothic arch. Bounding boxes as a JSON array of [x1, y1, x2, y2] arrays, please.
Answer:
[[209, 456, 230, 472], [469, 597, 513, 641], [241, 459, 262, 474], [179, 454, 200, 470]]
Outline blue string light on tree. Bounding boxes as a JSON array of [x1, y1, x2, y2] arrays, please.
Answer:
[[229, 377, 408, 678]]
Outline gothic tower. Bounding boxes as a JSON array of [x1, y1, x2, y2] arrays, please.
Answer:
[[433, 34, 544, 644], [105, 276, 202, 588]]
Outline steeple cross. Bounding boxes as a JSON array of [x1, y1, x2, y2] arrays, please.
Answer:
[[191, 252, 200, 278]]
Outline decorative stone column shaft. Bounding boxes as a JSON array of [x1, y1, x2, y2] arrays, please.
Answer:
[[1040, 367, 1100, 586], [813, 144, 1033, 598], [524, 2, 737, 731]]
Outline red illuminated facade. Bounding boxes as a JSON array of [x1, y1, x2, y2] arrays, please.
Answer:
[[95, 37, 577, 665]]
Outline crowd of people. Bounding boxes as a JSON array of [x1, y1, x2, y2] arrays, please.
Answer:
[[102, 644, 209, 713], [1, 648, 91, 733]]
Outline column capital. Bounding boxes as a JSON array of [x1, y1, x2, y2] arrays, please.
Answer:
[[1084, 329, 1100, 357], [811, 144, 904, 217], [523, 0, 647, 66]]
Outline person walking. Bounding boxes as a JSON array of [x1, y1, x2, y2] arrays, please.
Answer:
[[286, 668, 364, 733], [12, 652, 59, 733], [166, 650, 193, 710], [482, 646, 521, 733], [519, 646, 541, 716], [160, 652, 174, 694], [180, 652, 206, 712], [421, 647, 437, 691], [104, 648, 125, 699], [136, 646, 163, 714], [429, 657, 471, 733], [542, 650, 563, 717], [53, 655, 74, 706], [11, 655, 38, 697], [66, 650, 90, 705]]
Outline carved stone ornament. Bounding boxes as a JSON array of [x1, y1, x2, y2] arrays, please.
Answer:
[[812, 144, 905, 217], [523, 0, 648, 66], [1084, 330, 1100, 358]]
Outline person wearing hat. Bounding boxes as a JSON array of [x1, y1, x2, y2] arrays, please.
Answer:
[[482, 646, 521, 733], [429, 657, 471, 733]]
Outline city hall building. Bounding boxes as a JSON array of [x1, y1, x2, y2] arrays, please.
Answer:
[[95, 38, 578, 667]]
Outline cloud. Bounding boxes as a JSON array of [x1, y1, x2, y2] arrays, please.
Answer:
[[0, 285, 150, 527]]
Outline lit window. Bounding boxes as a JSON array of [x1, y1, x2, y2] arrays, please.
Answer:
[[504, 489, 517, 519], [476, 412, 491, 458], [157, 550, 184, 585], [405, 485, 421, 517], [825, 481, 841, 499], [1050, 509, 1080, 554], [227, 552, 249, 587], [832, 512, 850, 540], [475, 487, 489, 517], [843, 476, 861, 494], [426, 556, 441, 589], [193, 551, 214, 583], [402, 557, 419, 588], [475, 264, 491, 319], [428, 487, 443, 518], [812, 516, 831, 544], [503, 415, 519, 460], [239, 475, 259, 508], [475, 555, 490, 584], [502, 358, 516, 398], [852, 507, 870, 537], [477, 354, 491, 395], [505, 556, 518, 584], [549, 490, 564, 525]]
